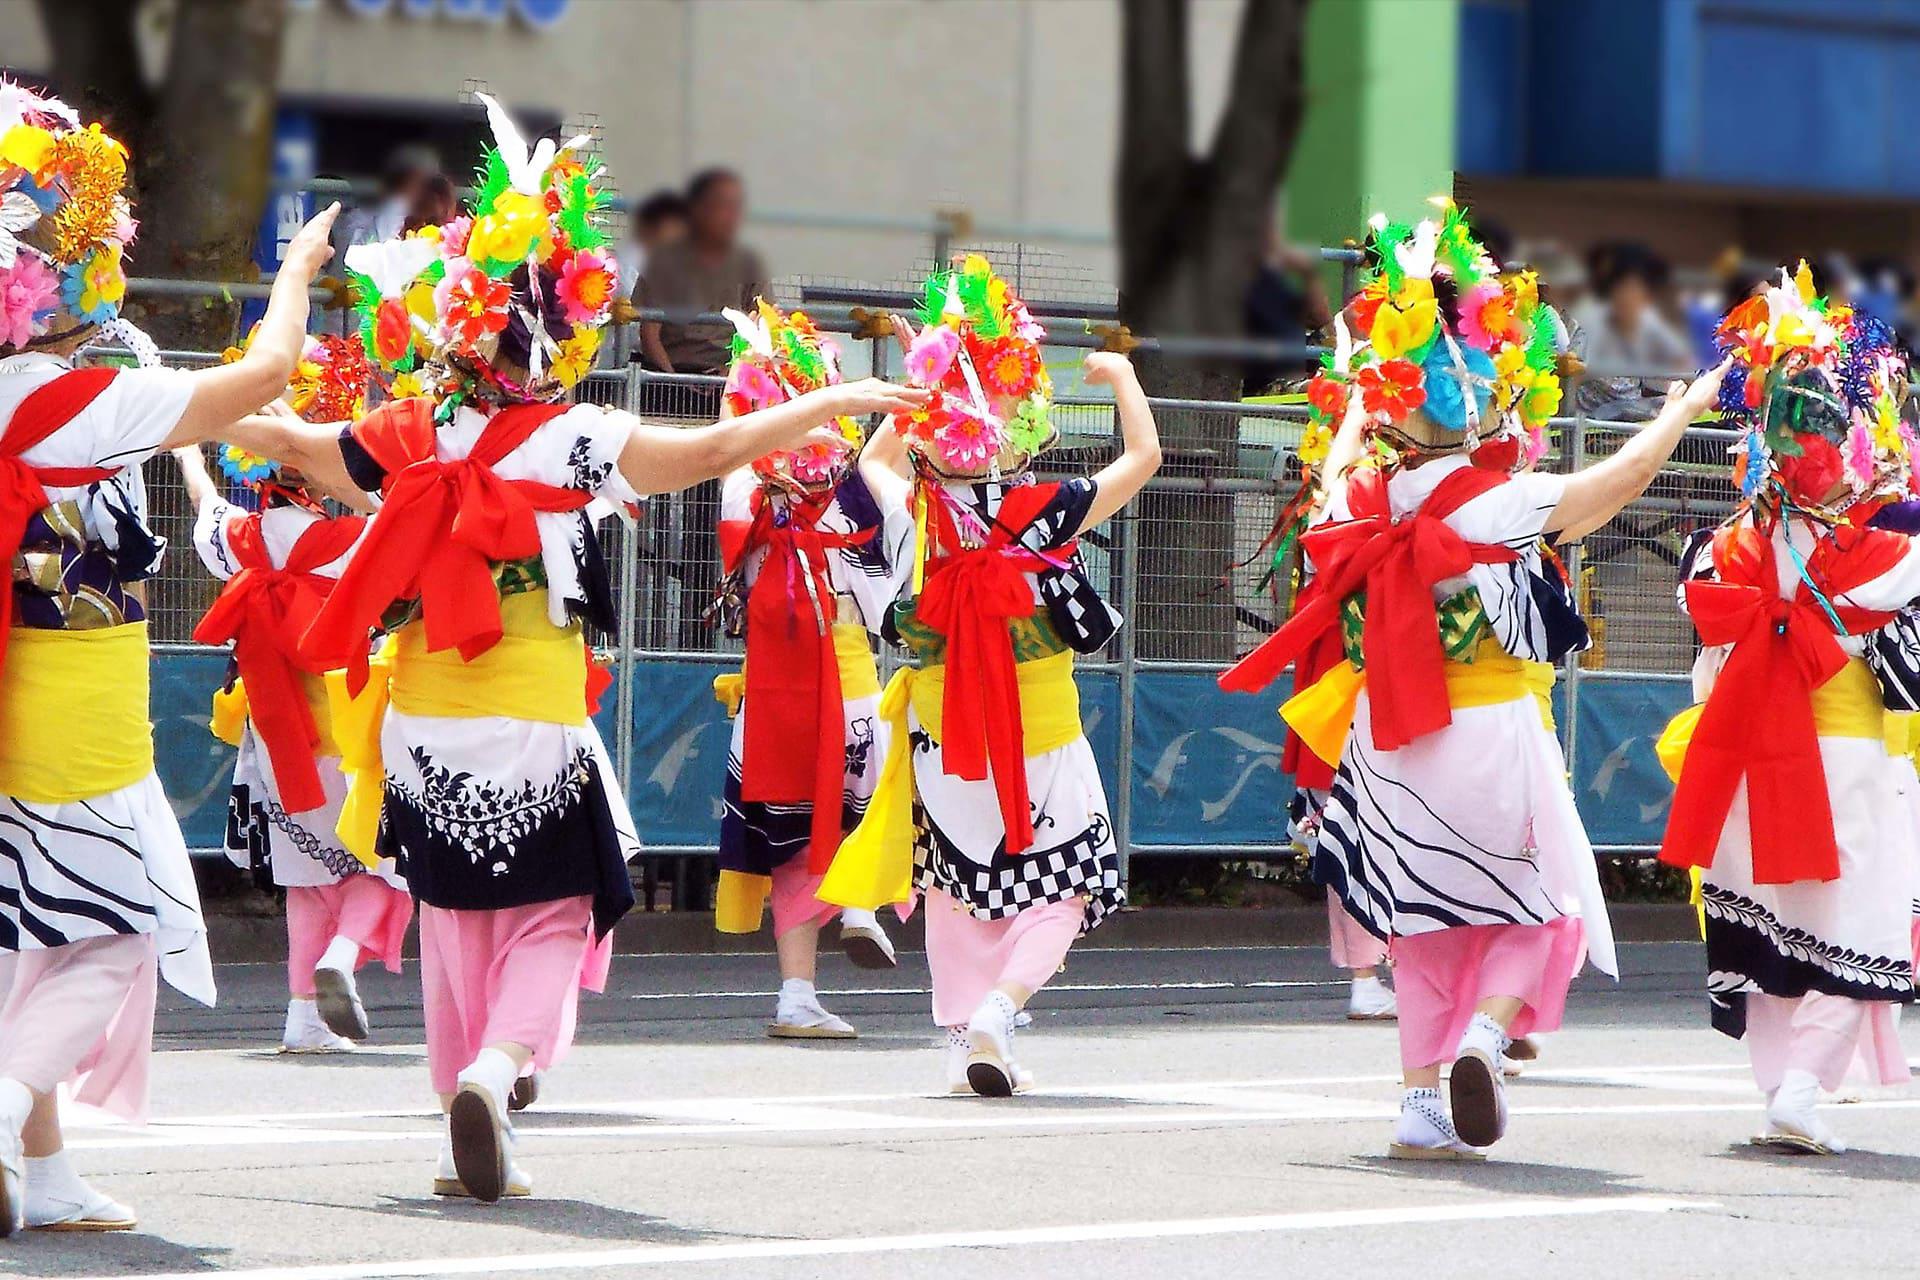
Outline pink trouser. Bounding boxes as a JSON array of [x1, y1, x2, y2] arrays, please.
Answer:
[[769, 855, 837, 940], [1743, 992, 1910, 1093], [0, 934, 156, 1121], [1327, 891, 1388, 971], [284, 876, 414, 997], [418, 897, 597, 1096], [924, 889, 1082, 1027], [1391, 917, 1584, 1073]]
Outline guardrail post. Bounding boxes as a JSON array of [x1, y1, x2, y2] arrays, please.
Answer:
[[615, 362, 642, 800], [1561, 407, 1587, 783], [1115, 504, 1138, 891]]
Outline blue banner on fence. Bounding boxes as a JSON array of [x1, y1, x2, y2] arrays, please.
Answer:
[[149, 654, 1694, 855]]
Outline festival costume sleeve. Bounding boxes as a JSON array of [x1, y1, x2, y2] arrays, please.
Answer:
[[1447, 468, 1568, 549], [77, 367, 194, 471], [190, 499, 248, 582]]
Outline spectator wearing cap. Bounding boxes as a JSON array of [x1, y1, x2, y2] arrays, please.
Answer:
[[636, 168, 770, 379]]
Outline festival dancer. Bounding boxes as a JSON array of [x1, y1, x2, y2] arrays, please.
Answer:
[[1219, 206, 1728, 1158], [1660, 265, 1920, 1154], [176, 338, 412, 1055], [821, 256, 1161, 1095], [0, 82, 348, 1234], [274, 95, 924, 1203], [711, 301, 913, 1039]]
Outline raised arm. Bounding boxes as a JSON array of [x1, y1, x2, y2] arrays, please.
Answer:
[[216, 401, 372, 508], [1079, 352, 1164, 529], [171, 444, 220, 509], [616, 379, 927, 498], [162, 204, 342, 449], [1545, 359, 1731, 540], [856, 414, 911, 512]]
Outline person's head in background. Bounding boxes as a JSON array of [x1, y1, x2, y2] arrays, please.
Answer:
[[402, 172, 456, 234], [633, 190, 689, 254], [1588, 242, 1669, 339], [686, 167, 746, 253], [379, 143, 442, 211]]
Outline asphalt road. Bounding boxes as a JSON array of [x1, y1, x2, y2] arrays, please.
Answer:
[[7, 941, 1918, 1279]]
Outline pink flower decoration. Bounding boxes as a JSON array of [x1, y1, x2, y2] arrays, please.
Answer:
[[556, 249, 616, 325], [1847, 420, 1875, 486], [788, 441, 847, 485], [932, 399, 1003, 472], [906, 324, 961, 385], [726, 359, 782, 410], [0, 256, 60, 349], [1455, 283, 1506, 351], [440, 217, 473, 258], [1007, 299, 1046, 342]]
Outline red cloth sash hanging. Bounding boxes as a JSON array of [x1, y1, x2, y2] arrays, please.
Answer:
[[193, 513, 364, 813], [0, 368, 122, 672], [721, 487, 876, 872], [1660, 523, 1905, 885], [1218, 464, 1520, 752], [300, 398, 589, 689]]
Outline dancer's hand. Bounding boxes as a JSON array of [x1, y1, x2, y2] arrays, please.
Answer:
[[282, 203, 341, 283], [1081, 351, 1137, 388], [827, 378, 931, 419], [1665, 358, 1733, 421]]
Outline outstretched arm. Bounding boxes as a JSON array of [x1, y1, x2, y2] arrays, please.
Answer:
[[856, 416, 911, 511], [218, 402, 370, 506], [1546, 359, 1731, 540], [616, 378, 927, 497], [171, 444, 220, 509], [1079, 352, 1163, 529], [162, 204, 342, 449]]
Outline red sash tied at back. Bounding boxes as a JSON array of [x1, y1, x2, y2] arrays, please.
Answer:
[[193, 513, 365, 813], [720, 488, 876, 873], [0, 368, 123, 672], [1659, 522, 1905, 885], [300, 398, 591, 688], [1217, 464, 1521, 752], [916, 483, 1068, 856]]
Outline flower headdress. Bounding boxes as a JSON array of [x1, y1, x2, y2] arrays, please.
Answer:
[[0, 80, 137, 354], [890, 254, 1053, 479], [1307, 202, 1563, 468], [1713, 261, 1913, 511], [216, 331, 375, 495], [343, 93, 617, 411], [724, 298, 860, 494]]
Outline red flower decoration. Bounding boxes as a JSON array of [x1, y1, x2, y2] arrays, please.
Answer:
[[1306, 372, 1349, 423], [373, 297, 413, 366], [1357, 358, 1426, 422], [975, 335, 1041, 400], [445, 268, 511, 352], [1350, 280, 1390, 338], [1780, 435, 1845, 507]]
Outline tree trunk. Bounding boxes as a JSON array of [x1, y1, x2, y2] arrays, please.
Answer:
[[129, 0, 288, 350], [1116, 0, 1310, 661]]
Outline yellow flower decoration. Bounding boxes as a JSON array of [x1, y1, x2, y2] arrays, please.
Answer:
[[1391, 275, 1435, 309], [387, 370, 427, 400], [1520, 370, 1562, 427], [1297, 420, 1333, 466], [0, 125, 54, 178], [1369, 298, 1438, 360], [552, 326, 602, 388], [467, 190, 550, 266]]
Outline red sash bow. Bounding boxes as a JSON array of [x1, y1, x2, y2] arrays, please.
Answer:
[[722, 490, 875, 872], [194, 514, 364, 813], [1660, 523, 1904, 885], [0, 368, 122, 672], [917, 484, 1064, 855], [301, 398, 590, 687], [1218, 465, 1519, 752]]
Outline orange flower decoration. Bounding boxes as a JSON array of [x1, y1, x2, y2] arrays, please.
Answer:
[[1357, 358, 1426, 422]]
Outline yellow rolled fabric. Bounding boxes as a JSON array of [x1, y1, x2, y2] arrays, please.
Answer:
[[210, 678, 249, 748], [1810, 657, 1883, 740], [0, 623, 152, 803], [1655, 703, 1702, 784], [327, 641, 396, 870], [389, 590, 589, 726], [712, 622, 880, 719], [715, 871, 774, 934]]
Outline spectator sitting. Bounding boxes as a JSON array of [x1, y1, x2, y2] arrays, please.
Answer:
[[1242, 223, 1332, 396], [619, 189, 690, 305], [1568, 242, 1694, 422], [636, 167, 770, 379]]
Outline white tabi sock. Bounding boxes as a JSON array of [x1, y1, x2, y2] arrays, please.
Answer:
[[317, 935, 361, 974], [458, 1047, 521, 1110]]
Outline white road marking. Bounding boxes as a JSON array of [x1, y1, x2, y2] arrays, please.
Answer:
[[614, 978, 1329, 1001], [73, 1196, 1717, 1280]]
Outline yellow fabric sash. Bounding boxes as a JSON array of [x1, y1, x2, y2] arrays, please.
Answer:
[[208, 673, 340, 757], [0, 623, 152, 804], [328, 590, 586, 868], [818, 649, 1081, 912], [715, 871, 776, 934], [712, 623, 880, 718], [1280, 637, 1556, 768]]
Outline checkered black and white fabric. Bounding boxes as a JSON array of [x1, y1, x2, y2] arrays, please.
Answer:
[[915, 806, 1124, 934]]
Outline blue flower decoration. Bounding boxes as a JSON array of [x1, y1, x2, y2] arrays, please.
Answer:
[[1420, 341, 1495, 432], [59, 259, 118, 324], [216, 444, 280, 487], [20, 178, 59, 215]]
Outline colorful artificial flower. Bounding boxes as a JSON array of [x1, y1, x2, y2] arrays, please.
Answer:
[[1367, 295, 1438, 361], [975, 335, 1042, 401], [556, 249, 616, 325], [1005, 392, 1054, 457], [1350, 278, 1390, 338], [1296, 420, 1334, 467], [1456, 282, 1521, 351], [907, 324, 960, 384], [552, 326, 602, 388], [373, 296, 416, 367], [1356, 358, 1426, 422], [218, 444, 278, 486], [1420, 341, 1495, 432], [786, 440, 848, 487], [1305, 370, 1350, 425], [932, 399, 1003, 472], [0, 253, 59, 348], [387, 369, 427, 400], [441, 266, 511, 352], [466, 189, 549, 267], [726, 358, 781, 412], [59, 242, 122, 323]]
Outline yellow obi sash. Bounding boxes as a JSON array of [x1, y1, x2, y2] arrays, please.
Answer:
[[818, 648, 1082, 912], [711, 623, 883, 933], [0, 623, 152, 804], [711, 622, 880, 719], [328, 590, 587, 868], [1280, 636, 1556, 769], [209, 672, 341, 758]]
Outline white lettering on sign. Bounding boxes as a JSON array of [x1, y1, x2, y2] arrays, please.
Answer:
[[295, 0, 570, 30]]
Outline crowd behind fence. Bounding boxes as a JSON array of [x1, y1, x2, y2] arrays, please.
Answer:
[[116, 273, 1734, 892]]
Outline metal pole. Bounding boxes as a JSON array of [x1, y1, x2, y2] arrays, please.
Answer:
[[1560, 408, 1588, 778], [1114, 505, 1139, 891], [614, 362, 643, 798]]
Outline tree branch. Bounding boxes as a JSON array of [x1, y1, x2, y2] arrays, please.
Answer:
[[1116, 0, 1193, 310], [31, 0, 153, 153], [1202, 0, 1310, 285]]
